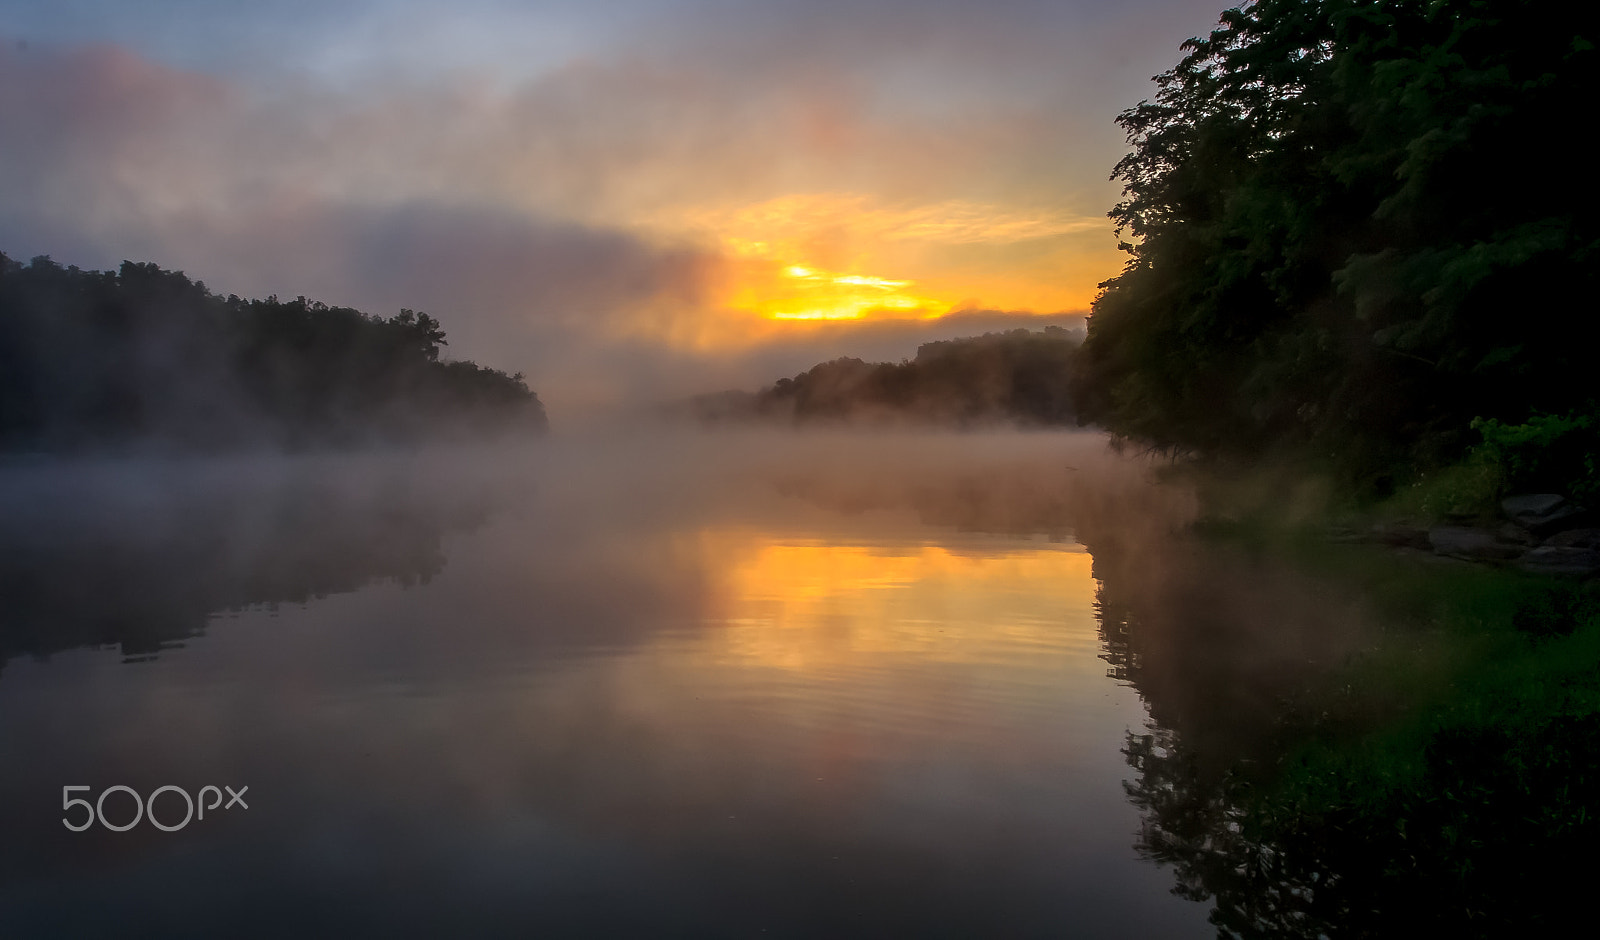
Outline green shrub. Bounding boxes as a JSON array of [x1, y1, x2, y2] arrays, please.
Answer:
[[1470, 410, 1600, 503]]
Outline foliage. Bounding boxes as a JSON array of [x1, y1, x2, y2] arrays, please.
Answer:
[[697, 327, 1083, 427], [1406, 458, 1504, 518], [1470, 409, 1600, 502], [1382, 408, 1600, 517], [1075, 0, 1600, 493], [0, 252, 546, 451]]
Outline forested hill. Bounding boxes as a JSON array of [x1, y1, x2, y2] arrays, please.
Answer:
[[690, 326, 1083, 427], [1073, 0, 1598, 496], [0, 253, 546, 452]]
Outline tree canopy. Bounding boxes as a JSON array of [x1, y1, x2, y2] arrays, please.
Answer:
[[1074, 0, 1599, 489], [692, 327, 1084, 427], [0, 253, 546, 452]]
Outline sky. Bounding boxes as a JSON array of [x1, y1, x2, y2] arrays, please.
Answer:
[[0, 0, 1229, 416]]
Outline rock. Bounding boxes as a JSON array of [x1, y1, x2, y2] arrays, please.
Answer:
[[1546, 528, 1600, 549], [1501, 494, 1588, 534], [1496, 522, 1537, 546], [1370, 522, 1431, 549], [1427, 525, 1526, 562], [1518, 545, 1600, 576], [1502, 493, 1566, 518]]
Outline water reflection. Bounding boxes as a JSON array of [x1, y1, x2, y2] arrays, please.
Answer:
[[0, 456, 484, 675], [6, 431, 1482, 937], [707, 534, 1097, 668], [1087, 535, 1381, 936], [0, 434, 1216, 937], [1084, 503, 1599, 935]]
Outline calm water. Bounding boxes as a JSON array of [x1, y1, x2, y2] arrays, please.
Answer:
[[0, 431, 1380, 938]]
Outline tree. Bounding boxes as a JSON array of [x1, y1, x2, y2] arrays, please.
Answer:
[[1075, 0, 1600, 487], [0, 252, 546, 451]]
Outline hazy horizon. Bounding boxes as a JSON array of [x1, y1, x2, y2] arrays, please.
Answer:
[[0, 0, 1225, 418]]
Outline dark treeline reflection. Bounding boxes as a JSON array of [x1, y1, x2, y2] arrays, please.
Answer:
[[1118, 715, 1600, 938], [0, 455, 489, 678], [1089, 529, 1596, 935]]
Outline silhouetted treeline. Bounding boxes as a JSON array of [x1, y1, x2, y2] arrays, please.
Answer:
[[693, 326, 1083, 427], [1073, 0, 1599, 493], [0, 252, 546, 452]]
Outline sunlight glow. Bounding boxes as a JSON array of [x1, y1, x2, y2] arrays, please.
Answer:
[[700, 532, 1099, 672], [668, 192, 1107, 330], [620, 191, 1109, 350], [723, 252, 943, 322], [760, 264, 934, 320]]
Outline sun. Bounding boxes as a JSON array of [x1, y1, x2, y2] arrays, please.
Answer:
[[631, 191, 1106, 349], [757, 262, 936, 321], [718, 236, 942, 322]]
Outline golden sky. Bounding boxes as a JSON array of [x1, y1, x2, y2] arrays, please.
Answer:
[[654, 193, 1116, 345]]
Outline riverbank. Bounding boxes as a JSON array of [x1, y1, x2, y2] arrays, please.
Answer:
[[1163, 452, 1600, 577]]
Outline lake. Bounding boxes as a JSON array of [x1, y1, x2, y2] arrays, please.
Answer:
[[0, 430, 1461, 937]]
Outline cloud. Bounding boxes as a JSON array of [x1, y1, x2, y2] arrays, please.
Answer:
[[165, 201, 712, 337], [0, 0, 1231, 417], [675, 193, 1104, 248], [0, 43, 725, 410]]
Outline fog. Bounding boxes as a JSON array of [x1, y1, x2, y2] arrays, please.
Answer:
[[1, 424, 1375, 736], [1, 428, 1147, 673], [1, 427, 1406, 936]]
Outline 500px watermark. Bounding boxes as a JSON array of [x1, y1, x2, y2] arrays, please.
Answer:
[[62, 785, 248, 832]]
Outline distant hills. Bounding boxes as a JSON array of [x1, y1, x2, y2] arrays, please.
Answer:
[[0, 252, 546, 453], [685, 326, 1084, 427]]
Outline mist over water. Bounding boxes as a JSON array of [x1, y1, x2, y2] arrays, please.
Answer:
[[0, 430, 1382, 937]]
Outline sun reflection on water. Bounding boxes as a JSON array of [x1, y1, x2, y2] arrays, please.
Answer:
[[698, 531, 1101, 673]]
